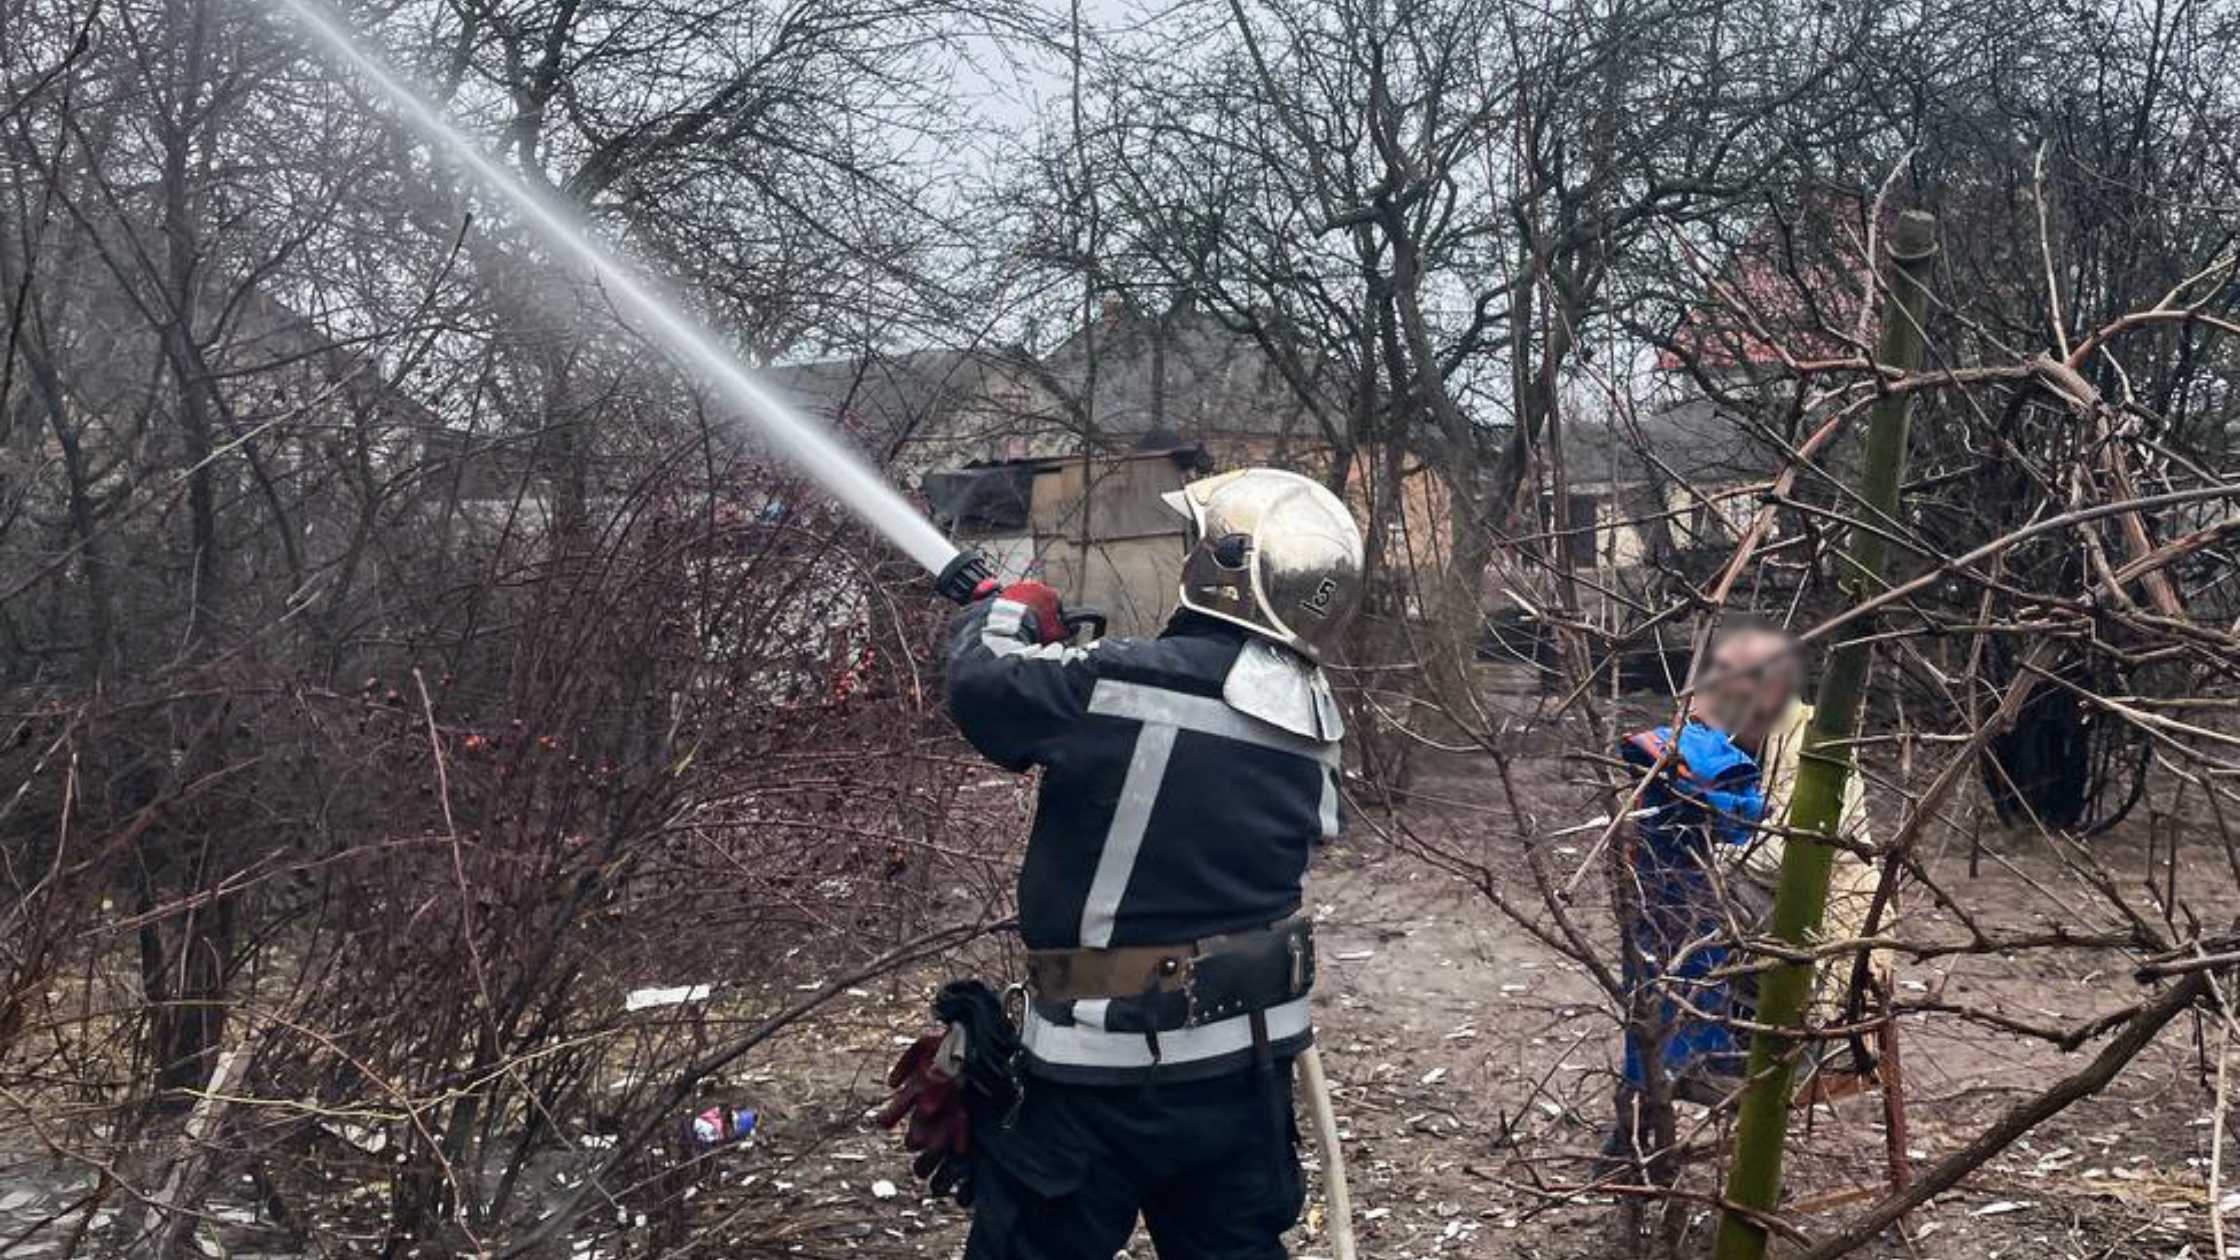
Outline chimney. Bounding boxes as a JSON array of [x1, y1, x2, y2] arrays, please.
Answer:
[[1100, 294, 1127, 327]]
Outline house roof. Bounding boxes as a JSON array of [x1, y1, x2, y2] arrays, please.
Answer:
[[1039, 303, 1329, 446], [759, 306, 1337, 470], [1656, 198, 1885, 372], [230, 291, 445, 429], [1562, 397, 1776, 490], [758, 348, 1024, 451]]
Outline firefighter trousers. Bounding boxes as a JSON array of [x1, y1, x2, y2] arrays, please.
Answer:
[[964, 1061, 1304, 1260]]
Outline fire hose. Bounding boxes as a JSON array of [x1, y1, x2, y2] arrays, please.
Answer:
[[1298, 1045, 1358, 1260]]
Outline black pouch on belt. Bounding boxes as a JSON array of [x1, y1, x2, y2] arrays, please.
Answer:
[[1188, 918, 1317, 1024], [932, 979, 1025, 1121], [1023, 918, 1317, 1031]]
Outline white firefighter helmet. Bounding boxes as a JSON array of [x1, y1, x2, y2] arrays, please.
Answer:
[[1160, 468, 1365, 661]]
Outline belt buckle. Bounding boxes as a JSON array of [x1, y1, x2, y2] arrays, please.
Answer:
[[1161, 951, 1198, 1025]]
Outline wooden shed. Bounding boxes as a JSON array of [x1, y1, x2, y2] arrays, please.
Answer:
[[923, 445, 1211, 637]]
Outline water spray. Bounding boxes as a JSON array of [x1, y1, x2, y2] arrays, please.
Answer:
[[279, 0, 996, 603]]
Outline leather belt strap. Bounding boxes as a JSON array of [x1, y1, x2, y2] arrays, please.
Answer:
[[1025, 918, 1311, 1003], [1026, 943, 1191, 1001]]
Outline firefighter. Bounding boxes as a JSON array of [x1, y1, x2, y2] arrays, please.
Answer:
[[881, 468, 1364, 1260]]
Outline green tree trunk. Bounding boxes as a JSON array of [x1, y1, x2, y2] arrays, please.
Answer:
[[1712, 210, 1940, 1260]]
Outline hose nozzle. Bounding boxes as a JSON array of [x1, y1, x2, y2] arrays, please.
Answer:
[[934, 551, 997, 605]]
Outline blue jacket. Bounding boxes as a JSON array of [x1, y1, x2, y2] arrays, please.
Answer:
[[1616, 722, 1766, 1087]]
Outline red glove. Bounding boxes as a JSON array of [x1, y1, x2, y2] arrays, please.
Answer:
[[877, 1024, 976, 1202], [1623, 730, 1682, 776], [993, 580, 1066, 645]]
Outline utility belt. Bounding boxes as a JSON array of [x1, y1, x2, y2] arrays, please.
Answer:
[[1025, 917, 1316, 1027]]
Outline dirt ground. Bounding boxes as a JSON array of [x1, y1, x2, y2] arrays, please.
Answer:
[[664, 781, 2229, 1260], [2, 720, 2227, 1259]]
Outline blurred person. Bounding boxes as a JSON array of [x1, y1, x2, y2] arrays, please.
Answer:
[[1697, 623, 1878, 938], [1602, 621, 1882, 1168], [882, 469, 1363, 1260]]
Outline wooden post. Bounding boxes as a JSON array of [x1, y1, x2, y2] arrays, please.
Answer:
[[1878, 1009, 1913, 1192], [1711, 210, 1940, 1260]]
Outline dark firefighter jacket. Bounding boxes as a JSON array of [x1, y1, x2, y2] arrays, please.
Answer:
[[945, 594, 1341, 1083]]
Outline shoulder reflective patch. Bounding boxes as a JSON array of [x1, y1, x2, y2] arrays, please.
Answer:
[[1087, 680, 1339, 766], [1223, 640, 1346, 741]]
